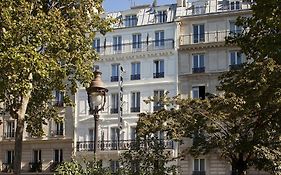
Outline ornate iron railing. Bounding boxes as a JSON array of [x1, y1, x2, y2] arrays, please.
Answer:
[[76, 139, 174, 152], [95, 39, 174, 56]]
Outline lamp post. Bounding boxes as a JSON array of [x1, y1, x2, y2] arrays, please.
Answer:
[[86, 70, 108, 154]]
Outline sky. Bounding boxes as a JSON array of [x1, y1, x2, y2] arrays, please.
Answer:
[[103, 0, 176, 12]]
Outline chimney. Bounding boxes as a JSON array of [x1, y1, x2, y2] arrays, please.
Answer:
[[177, 0, 186, 7]]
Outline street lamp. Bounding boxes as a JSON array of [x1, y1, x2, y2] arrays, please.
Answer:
[[86, 70, 108, 154]]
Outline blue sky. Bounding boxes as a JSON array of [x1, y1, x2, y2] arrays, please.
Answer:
[[103, 0, 176, 12]]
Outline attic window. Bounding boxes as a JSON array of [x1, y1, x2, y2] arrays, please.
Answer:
[[156, 10, 167, 23], [124, 15, 138, 27]]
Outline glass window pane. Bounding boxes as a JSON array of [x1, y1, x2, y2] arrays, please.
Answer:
[[194, 159, 199, 171], [237, 52, 242, 64], [200, 55, 204, 67], [200, 159, 205, 171], [193, 55, 199, 68], [160, 60, 164, 72]]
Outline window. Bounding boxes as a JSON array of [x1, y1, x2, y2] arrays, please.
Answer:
[[193, 159, 205, 175], [156, 11, 167, 23], [229, 21, 242, 35], [113, 36, 122, 52], [5, 120, 15, 138], [153, 60, 164, 78], [111, 64, 120, 82], [230, 1, 241, 10], [54, 149, 63, 163], [193, 24, 205, 43], [130, 127, 137, 140], [110, 160, 119, 172], [229, 51, 242, 70], [55, 91, 64, 107], [192, 3, 206, 15], [6, 150, 14, 164], [193, 54, 205, 73], [33, 150, 42, 163], [111, 93, 119, 114], [54, 121, 64, 136], [125, 15, 138, 27], [153, 90, 164, 111], [93, 38, 101, 53], [155, 31, 165, 47], [192, 86, 205, 99], [89, 129, 94, 141], [131, 92, 140, 112], [131, 62, 140, 80], [132, 34, 142, 50], [110, 127, 120, 150]]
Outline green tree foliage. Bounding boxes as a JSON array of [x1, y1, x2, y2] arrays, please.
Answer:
[[120, 136, 178, 175], [137, 1, 281, 175], [0, 0, 113, 174], [56, 158, 112, 175]]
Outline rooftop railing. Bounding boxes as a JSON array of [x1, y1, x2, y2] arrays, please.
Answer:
[[177, 2, 252, 17], [95, 39, 174, 56]]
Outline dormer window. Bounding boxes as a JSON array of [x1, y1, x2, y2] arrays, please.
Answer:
[[156, 11, 167, 23], [124, 15, 138, 27]]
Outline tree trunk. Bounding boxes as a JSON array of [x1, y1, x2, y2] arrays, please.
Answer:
[[14, 73, 32, 175]]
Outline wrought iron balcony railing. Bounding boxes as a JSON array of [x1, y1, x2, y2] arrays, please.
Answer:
[[192, 67, 205, 73], [192, 171, 206, 175], [130, 107, 140, 113], [3, 132, 15, 139], [131, 74, 140, 80], [229, 64, 242, 70], [178, 2, 252, 17], [154, 105, 164, 111], [96, 39, 174, 56], [2, 163, 13, 173], [153, 72, 164, 78], [180, 30, 242, 46], [76, 139, 174, 152], [110, 108, 118, 114], [29, 162, 42, 172], [111, 76, 119, 82]]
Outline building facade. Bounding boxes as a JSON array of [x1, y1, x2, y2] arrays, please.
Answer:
[[0, 95, 74, 174], [74, 2, 179, 171]]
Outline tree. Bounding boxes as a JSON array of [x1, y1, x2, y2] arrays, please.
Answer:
[[55, 158, 112, 175], [0, 1, 113, 174], [137, 0, 281, 174], [120, 135, 178, 175]]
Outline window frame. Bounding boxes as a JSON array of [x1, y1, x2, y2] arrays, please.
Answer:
[[131, 92, 140, 112], [153, 60, 164, 78], [193, 24, 205, 43], [155, 30, 165, 47]]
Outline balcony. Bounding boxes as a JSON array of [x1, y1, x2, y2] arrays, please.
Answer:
[[4, 132, 15, 139], [177, 2, 252, 17], [50, 162, 62, 172], [110, 108, 118, 114], [130, 107, 140, 113], [131, 74, 140, 80], [29, 162, 42, 172], [192, 171, 206, 175], [2, 163, 13, 173], [153, 72, 164, 78], [192, 67, 205, 73], [180, 31, 242, 46], [50, 130, 64, 137], [153, 105, 164, 111], [111, 76, 119, 82], [229, 64, 242, 70], [97, 39, 174, 56], [76, 139, 174, 152]]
